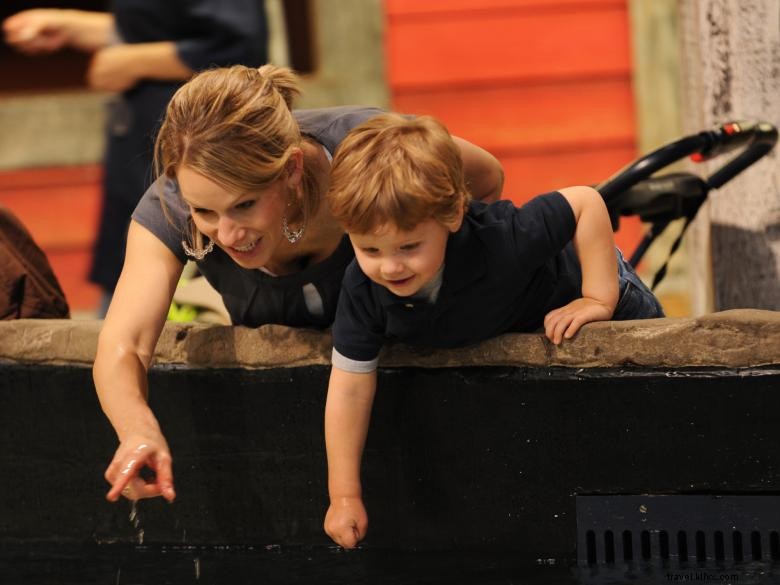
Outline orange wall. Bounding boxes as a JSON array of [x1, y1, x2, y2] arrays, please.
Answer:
[[384, 0, 642, 251], [0, 165, 102, 310]]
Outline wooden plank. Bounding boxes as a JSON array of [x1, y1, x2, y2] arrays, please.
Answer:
[[386, 0, 625, 18], [497, 146, 643, 253], [391, 78, 635, 153], [0, 165, 102, 190], [0, 165, 102, 311], [497, 145, 637, 201], [386, 7, 631, 89], [0, 185, 101, 249]]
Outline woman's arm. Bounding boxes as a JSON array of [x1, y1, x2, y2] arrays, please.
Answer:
[[94, 220, 184, 502], [324, 367, 377, 549], [2, 9, 114, 54], [452, 136, 505, 203], [543, 186, 618, 344]]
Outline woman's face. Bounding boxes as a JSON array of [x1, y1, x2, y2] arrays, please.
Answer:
[[177, 166, 289, 269]]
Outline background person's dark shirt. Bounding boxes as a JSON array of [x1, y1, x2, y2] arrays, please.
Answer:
[[91, 0, 269, 292]]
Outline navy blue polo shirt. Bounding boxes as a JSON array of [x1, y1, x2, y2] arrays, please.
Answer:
[[331, 191, 582, 371]]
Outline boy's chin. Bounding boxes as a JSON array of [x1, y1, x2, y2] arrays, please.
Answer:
[[381, 277, 427, 297]]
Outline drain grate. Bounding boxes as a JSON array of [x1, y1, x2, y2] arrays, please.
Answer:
[[576, 495, 780, 566]]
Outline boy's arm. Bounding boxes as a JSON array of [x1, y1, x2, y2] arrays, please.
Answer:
[[324, 366, 377, 549], [544, 186, 619, 344], [452, 136, 504, 203]]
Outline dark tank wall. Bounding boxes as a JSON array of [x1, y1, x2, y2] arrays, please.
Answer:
[[1, 355, 779, 563]]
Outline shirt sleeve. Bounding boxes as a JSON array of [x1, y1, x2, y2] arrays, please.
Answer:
[[511, 191, 577, 268], [175, 0, 268, 71], [331, 348, 379, 374], [295, 107, 386, 156], [131, 176, 189, 264], [331, 264, 386, 367]]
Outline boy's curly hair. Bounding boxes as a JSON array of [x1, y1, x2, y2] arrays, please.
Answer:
[[327, 113, 471, 234]]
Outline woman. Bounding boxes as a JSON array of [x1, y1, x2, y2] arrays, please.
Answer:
[[3, 4, 267, 311], [94, 65, 504, 503]]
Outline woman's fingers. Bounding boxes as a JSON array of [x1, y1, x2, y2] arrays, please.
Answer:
[[150, 452, 176, 502], [104, 441, 176, 502], [105, 453, 144, 501]]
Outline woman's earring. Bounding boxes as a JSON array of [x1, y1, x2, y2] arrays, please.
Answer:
[[182, 239, 214, 260], [282, 215, 305, 244]]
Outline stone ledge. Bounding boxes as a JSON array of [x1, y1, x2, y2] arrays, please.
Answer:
[[0, 309, 777, 369]]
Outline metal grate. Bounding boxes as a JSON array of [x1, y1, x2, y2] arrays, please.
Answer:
[[576, 495, 780, 566]]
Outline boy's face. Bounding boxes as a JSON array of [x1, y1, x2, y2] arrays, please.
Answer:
[[349, 217, 460, 297]]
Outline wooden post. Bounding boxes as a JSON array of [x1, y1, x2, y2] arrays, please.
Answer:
[[679, 0, 780, 312], [629, 0, 692, 317]]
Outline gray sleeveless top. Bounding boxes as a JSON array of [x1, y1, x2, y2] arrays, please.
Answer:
[[131, 106, 383, 328]]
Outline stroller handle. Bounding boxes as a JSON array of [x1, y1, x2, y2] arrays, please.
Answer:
[[596, 120, 777, 276], [597, 121, 778, 206], [704, 121, 777, 189], [692, 121, 775, 161]]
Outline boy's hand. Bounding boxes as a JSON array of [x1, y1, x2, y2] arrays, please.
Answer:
[[324, 495, 368, 549], [543, 297, 614, 344]]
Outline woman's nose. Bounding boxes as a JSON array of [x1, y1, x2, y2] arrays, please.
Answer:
[[217, 217, 244, 246]]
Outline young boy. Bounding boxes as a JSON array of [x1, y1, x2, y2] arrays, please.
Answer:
[[323, 114, 663, 549]]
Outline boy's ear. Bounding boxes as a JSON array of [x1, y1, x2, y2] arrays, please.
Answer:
[[286, 148, 304, 188], [446, 205, 465, 233]]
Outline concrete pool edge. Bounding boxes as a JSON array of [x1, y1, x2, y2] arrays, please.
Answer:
[[0, 308, 778, 369]]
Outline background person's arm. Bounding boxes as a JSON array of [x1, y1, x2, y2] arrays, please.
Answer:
[[94, 221, 184, 502], [88, 42, 193, 92], [453, 136, 505, 203], [88, 0, 267, 95], [2, 9, 114, 54], [324, 367, 377, 549], [543, 186, 618, 344]]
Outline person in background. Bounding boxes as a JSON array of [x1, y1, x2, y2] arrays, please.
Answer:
[[91, 65, 505, 504], [322, 113, 664, 548], [3, 3, 268, 314]]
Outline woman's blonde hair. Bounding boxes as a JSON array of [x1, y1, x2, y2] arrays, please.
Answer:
[[328, 113, 470, 234], [154, 64, 316, 248]]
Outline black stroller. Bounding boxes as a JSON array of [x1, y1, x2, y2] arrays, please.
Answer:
[[595, 121, 778, 289]]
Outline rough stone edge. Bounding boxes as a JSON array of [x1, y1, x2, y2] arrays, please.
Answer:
[[0, 309, 778, 370]]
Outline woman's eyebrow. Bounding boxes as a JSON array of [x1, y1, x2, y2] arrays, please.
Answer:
[[181, 196, 211, 210]]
